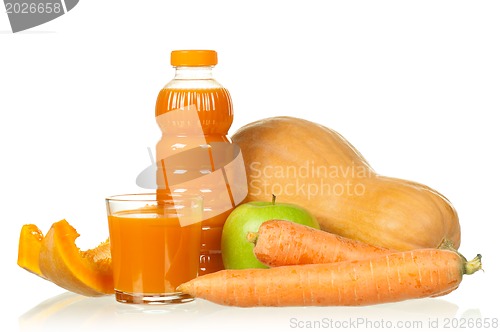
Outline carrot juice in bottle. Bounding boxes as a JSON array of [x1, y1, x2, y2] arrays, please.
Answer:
[[155, 50, 236, 275]]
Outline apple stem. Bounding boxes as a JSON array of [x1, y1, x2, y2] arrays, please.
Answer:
[[246, 232, 259, 244], [272, 194, 276, 205]]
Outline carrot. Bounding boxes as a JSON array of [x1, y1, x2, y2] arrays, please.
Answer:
[[177, 246, 482, 307], [247, 219, 393, 267]]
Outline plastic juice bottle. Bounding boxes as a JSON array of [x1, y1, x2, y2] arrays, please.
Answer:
[[155, 50, 235, 275]]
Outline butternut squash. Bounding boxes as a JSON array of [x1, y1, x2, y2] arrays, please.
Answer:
[[231, 116, 460, 250]]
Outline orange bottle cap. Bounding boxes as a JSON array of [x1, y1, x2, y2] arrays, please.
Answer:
[[171, 50, 218, 67]]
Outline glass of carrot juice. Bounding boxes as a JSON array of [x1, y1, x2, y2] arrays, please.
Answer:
[[105, 193, 203, 304]]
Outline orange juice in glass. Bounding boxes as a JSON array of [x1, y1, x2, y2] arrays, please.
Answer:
[[106, 193, 202, 304]]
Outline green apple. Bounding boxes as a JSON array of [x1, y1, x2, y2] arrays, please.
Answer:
[[221, 195, 320, 269]]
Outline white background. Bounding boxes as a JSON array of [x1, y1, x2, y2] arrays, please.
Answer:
[[1, 1, 499, 331]]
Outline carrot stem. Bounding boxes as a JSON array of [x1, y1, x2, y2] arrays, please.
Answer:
[[438, 239, 482, 275], [464, 254, 482, 275], [438, 238, 457, 251]]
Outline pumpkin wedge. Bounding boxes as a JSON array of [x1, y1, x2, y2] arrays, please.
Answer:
[[18, 219, 113, 296], [18, 224, 45, 278]]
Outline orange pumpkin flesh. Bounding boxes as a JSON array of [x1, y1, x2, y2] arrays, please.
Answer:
[[17, 224, 45, 278], [18, 219, 113, 297]]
